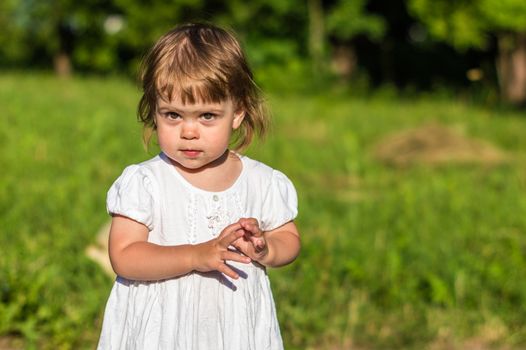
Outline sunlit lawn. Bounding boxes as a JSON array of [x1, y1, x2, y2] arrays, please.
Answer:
[[1, 72, 526, 349]]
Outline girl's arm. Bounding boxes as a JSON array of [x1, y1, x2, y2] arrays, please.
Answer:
[[234, 219, 301, 268], [259, 221, 301, 267], [108, 215, 251, 281]]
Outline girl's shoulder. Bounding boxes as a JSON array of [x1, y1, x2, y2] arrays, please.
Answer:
[[115, 154, 166, 180], [240, 155, 298, 230], [106, 155, 164, 229], [136, 154, 166, 173], [240, 155, 295, 189], [109, 155, 166, 195], [240, 155, 274, 176]]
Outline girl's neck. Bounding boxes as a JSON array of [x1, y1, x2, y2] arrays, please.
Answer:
[[171, 150, 243, 192]]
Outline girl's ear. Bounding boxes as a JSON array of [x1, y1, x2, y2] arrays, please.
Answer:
[[232, 109, 245, 130]]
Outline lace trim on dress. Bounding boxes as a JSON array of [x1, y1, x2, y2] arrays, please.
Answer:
[[204, 192, 245, 238], [233, 191, 244, 222], [206, 194, 231, 237], [186, 192, 198, 243]]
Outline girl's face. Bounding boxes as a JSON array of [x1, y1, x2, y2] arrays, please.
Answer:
[[155, 96, 245, 171]]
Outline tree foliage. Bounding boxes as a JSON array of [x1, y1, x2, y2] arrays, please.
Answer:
[[0, 0, 118, 72], [0, 0, 308, 74], [408, 0, 526, 50], [409, 0, 526, 104], [2, 0, 525, 103], [0, 0, 389, 76], [326, 0, 386, 42]]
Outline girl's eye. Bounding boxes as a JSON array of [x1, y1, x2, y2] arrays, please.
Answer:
[[201, 113, 216, 121], [165, 112, 181, 120]]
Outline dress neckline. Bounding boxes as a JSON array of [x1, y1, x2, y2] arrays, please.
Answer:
[[160, 151, 246, 195]]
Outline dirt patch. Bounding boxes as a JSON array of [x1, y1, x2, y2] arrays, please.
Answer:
[[0, 336, 23, 350], [373, 123, 510, 167], [86, 221, 114, 277]]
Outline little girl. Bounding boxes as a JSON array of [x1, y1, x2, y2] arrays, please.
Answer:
[[97, 23, 300, 350]]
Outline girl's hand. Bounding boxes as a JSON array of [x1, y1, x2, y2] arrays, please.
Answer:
[[193, 222, 252, 279], [232, 218, 269, 262]]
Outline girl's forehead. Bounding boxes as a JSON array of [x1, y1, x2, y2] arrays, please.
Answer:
[[156, 82, 235, 105], [157, 96, 234, 111]]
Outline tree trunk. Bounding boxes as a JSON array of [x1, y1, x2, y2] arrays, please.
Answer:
[[307, 0, 325, 75], [330, 44, 357, 80], [54, 21, 74, 77], [53, 52, 72, 77], [496, 32, 526, 105]]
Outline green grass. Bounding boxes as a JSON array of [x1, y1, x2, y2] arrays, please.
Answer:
[[1, 72, 526, 349]]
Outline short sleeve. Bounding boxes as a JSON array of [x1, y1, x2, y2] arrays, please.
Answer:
[[106, 165, 155, 230], [260, 170, 298, 231]]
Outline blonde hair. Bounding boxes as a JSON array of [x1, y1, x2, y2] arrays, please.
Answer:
[[138, 22, 268, 151]]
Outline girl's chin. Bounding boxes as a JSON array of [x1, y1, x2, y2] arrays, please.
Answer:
[[168, 157, 201, 169], [164, 150, 229, 171], [165, 155, 210, 172]]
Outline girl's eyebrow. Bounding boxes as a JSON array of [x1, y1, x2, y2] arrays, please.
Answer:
[[157, 103, 225, 114]]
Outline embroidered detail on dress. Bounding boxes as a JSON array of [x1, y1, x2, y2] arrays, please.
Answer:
[[206, 195, 230, 237], [186, 192, 197, 243], [204, 192, 245, 238], [233, 191, 244, 220], [206, 215, 221, 229]]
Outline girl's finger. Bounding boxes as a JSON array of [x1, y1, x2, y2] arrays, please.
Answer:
[[217, 222, 242, 239], [222, 251, 251, 264], [239, 218, 259, 228], [250, 226, 263, 238], [217, 263, 240, 280], [240, 221, 262, 238], [219, 228, 245, 248], [255, 238, 265, 248], [250, 237, 265, 250]]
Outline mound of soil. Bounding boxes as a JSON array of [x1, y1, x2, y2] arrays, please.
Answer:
[[86, 221, 114, 276], [373, 123, 509, 167]]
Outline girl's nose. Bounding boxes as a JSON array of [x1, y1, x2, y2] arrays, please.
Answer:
[[181, 121, 199, 139]]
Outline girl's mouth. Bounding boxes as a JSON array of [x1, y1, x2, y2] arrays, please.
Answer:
[[181, 150, 202, 157]]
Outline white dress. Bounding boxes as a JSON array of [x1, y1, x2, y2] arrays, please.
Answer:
[[97, 152, 298, 350]]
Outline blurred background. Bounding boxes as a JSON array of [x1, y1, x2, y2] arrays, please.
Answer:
[[1, 0, 526, 349]]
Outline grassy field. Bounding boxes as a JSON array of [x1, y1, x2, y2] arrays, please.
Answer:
[[1, 72, 526, 349]]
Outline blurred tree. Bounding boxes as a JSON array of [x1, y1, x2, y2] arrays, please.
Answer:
[[408, 0, 526, 105], [325, 0, 386, 80], [112, 0, 209, 74], [0, 0, 386, 87], [0, 0, 309, 76], [0, 0, 121, 76], [308, 0, 325, 75], [0, 1, 27, 66], [213, 0, 307, 68]]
